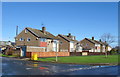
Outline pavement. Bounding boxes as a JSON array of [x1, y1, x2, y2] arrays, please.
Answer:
[[1, 57, 120, 75]]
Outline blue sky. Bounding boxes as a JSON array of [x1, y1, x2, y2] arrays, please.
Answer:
[[2, 2, 118, 47]]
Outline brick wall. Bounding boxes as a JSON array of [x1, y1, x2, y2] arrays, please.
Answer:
[[70, 52, 82, 56], [26, 52, 31, 57], [88, 52, 106, 55], [26, 52, 70, 57]]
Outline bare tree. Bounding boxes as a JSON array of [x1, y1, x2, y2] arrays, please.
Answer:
[[100, 33, 115, 58], [101, 33, 115, 44]]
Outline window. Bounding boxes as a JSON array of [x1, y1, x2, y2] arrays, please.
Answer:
[[86, 44, 89, 46], [60, 41, 62, 45], [40, 38, 46, 42], [54, 41, 57, 43], [20, 38, 24, 41], [25, 29, 28, 33], [95, 46, 97, 49], [70, 48, 74, 52], [53, 47, 57, 51], [27, 38, 31, 41]]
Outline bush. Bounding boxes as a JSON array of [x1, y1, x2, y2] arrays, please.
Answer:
[[109, 51, 118, 55]]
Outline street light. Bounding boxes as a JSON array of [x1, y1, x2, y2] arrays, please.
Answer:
[[51, 40, 58, 62], [55, 40, 58, 62]]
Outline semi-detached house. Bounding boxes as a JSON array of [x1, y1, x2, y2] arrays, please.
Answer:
[[80, 37, 111, 55], [57, 33, 82, 53], [15, 27, 69, 57]]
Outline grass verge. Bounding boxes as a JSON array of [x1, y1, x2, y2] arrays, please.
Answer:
[[1, 54, 18, 57], [37, 55, 118, 65]]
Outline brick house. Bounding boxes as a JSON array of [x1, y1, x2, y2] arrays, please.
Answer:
[[80, 37, 110, 55], [57, 33, 82, 54], [15, 27, 69, 57]]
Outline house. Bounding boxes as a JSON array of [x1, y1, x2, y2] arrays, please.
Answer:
[[107, 45, 112, 51], [0, 46, 6, 53], [57, 33, 82, 55], [15, 27, 69, 57], [0, 41, 15, 46], [95, 40, 112, 52], [0, 41, 15, 54], [80, 37, 109, 55]]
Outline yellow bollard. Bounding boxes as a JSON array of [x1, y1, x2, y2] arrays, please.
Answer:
[[33, 54, 38, 60], [31, 54, 38, 60]]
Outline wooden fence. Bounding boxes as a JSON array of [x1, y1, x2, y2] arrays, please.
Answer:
[[26, 52, 70, 58]]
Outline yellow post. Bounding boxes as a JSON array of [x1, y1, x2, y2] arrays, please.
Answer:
[[33, 54, 38, 60], [31, 54, 38, 60]]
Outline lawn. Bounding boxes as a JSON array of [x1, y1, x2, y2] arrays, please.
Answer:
[[1, 54, 18, 57], [38, 55, 118, 64]]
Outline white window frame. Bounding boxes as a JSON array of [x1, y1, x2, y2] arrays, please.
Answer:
[[27, 38, 31, 42], [25, 29, 28, 33], [19, 38, 24, 41], [40, 38, 46, 42]]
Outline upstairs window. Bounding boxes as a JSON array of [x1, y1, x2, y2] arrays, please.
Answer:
[[86, 44, 89, 46], [60, 41, 62, 45], [27, 38, 31, 42], [25, 29, 28, 33], [40, 38, 46, 42], [20, 38, 24, 41], [95, 46, 97, 49], [54, 41, 57, 43]]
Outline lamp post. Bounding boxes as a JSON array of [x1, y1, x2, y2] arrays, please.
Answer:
[[56, 40, 58, 62]]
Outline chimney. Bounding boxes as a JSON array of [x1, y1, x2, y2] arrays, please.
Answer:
[[92, 37, 94, 40], [68, 33, 71, 37], [99, 39, 101, 42], [105, 41, 106, 43], [74, 36, 76, 40], [42, 27, 46, 34]]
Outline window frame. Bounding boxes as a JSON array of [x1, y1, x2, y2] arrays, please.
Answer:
[[27, 38, 31, 42], [25, 29, 28, 33], [40, 38, 46, 42], [19, 38, 24, 41]]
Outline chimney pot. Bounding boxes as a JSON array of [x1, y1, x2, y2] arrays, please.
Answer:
[[92, 37, 94, 40], [99, 39, 101, 42], [42, 27, 46, 33], [68, 33, 71, 36], [105, 41, 106, 43]]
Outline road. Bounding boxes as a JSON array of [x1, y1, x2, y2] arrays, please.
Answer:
[[1, 57, 119, 75]]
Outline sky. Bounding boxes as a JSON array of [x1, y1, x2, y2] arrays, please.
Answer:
[[2, 2, 118, 47]]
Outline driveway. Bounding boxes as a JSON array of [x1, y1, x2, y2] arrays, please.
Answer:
[[1, 57, 119, 75]]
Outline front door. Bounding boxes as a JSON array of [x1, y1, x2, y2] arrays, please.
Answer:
[[21, 46, 26, 57]]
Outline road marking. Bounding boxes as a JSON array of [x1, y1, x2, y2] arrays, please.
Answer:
[[26, 68, 32, 70], [60, 66, 113, 73]]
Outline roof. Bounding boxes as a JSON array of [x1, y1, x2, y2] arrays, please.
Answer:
[[94, 40, 108, 46], [83, 38, 108, 46], [0, 41, 12, 46], [85, 38, 98, 44], [26, 27, 58, 40], [58, 34, 78, 42]]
